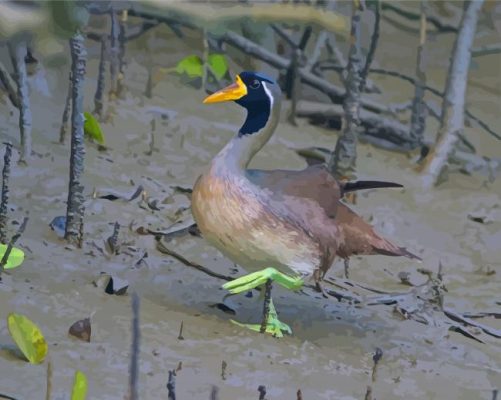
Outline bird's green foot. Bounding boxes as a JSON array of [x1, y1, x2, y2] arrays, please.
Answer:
[[222, 267, 303, 294], [230, 300, 291, 338]]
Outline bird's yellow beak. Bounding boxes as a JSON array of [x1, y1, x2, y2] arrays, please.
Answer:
[[203, 75, 247, 104]]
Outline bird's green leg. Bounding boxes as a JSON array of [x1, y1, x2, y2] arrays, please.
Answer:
[[222, 268, 303, 337], [222, 267, 303, 294]]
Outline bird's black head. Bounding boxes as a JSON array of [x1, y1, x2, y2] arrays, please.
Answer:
[[203, 71, 277, 135]]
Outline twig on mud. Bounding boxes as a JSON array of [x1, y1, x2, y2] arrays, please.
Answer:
[[0, 143, 13, 244], [371, 347, 383, 382], [221, 360, 227, 381], [210, 385, 220, 400], [65, 33, 87, 247], [145, 118, 157, 156], [0, 216, 28, 270], [8, 40, 32, 164], [167, 370, 176, 400], [45, 359, 52, 400], [155, 237, 234, 282], [443, 309, 501, 339], [94, 36, 107, 119], [177, 321, 184, 340], [128, 292, 140, 400], [462, 312, 501, 319], [364, 347, 383, 400], [106, 222, 121, 255], [364, 386, 372, 400], [109, 8, 120, 100], [258, 385, 266, 400], [343, 259, 350, 279]]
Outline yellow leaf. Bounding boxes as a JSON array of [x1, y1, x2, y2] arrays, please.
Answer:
[[7, 313, 48, 364], [0, 244, 25, 269], [71, 370, 88, 400]]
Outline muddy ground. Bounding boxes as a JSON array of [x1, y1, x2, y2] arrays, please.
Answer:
[[0, 12, 500, 400]]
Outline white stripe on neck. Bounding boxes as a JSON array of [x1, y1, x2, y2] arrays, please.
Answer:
[[262, 82, 274, 108]]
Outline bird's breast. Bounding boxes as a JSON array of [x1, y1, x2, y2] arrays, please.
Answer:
[[191, 171, 319, 275]]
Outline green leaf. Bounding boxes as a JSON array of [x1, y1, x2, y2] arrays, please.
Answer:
[[0, 244, 25, 269], [175, 55, 203, 78], [71, 370, 88, 400], [7, 313, 48, 364], [208, 54, 228, 80], [83, 112, 105, 145]]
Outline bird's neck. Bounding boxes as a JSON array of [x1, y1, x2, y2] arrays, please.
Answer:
[[212, 97, 281, 174]]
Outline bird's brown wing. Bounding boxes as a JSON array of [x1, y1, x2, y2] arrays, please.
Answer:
[[246, 164, 341, 219], [336, 203, 421, 260], [246, 165, 342, 271]]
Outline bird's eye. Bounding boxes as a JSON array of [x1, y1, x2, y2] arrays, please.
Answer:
[[249, 79, 261, 89]]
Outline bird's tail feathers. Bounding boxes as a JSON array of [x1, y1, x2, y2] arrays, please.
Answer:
[[375, 245, 422, 262], [342, 180, 403, 194]]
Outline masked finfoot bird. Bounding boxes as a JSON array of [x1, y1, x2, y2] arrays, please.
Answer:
[[191, 72, 420, 337]]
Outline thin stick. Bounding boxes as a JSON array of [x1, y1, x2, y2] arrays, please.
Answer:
[[409, 0, 428, 147], [107, 221, 120, 254], [221, 360, 227, 380], [45, 359, 52, 400], [260, 279, 272, 334], [128, 293, 140, 400], [8, 41, 32, 163], [364, 347, 383, 400], [109, 8, 119, 100], [177, 321, 184, 340], [0, 143, 13, 244], [167, 370, 176, 400], [343, 259, 350, 279], [65, 33, 87, 247], [156, 238, 234, 282], [258, 385, 266, 400], [94, 36, 106, 119], [210, 386, 219, 400], [371, 347, 383, 382], [117, 9, 127, 97], [145, 118, 156, 156]]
